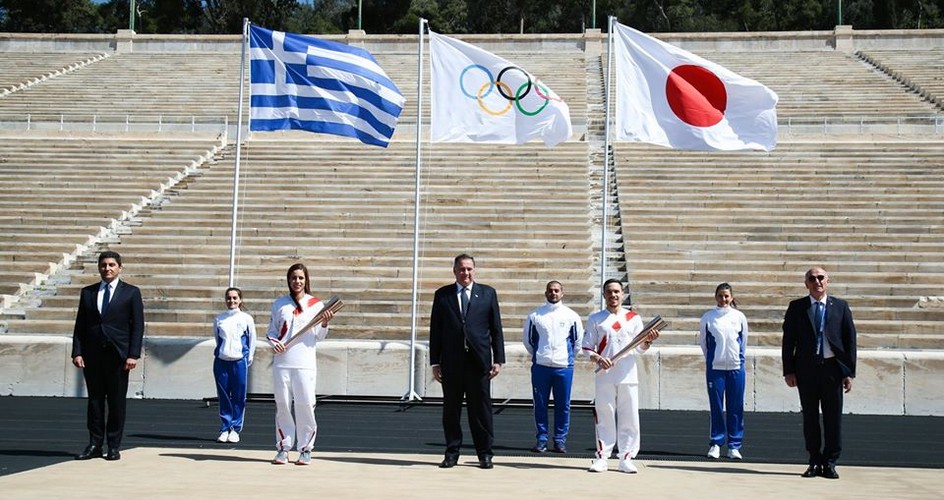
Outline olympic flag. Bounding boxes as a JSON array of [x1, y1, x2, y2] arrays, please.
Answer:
[[429, 31, 572, 147], [613, 22, 778, 152], [249, 25, 405, 147]]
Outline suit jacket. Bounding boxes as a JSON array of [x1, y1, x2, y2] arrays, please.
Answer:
[[429, 282, 505, 375], [782, 295, 857, 380], [72, 280, 145, 361]]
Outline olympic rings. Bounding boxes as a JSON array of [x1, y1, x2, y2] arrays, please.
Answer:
[[496, 66, 531, 100], [458, 64, 558, 117], [478, 80, 513, 116]]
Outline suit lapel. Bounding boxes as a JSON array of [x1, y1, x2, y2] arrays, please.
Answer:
[[447, 285, 462, 319]]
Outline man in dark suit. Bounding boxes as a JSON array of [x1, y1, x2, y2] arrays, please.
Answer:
[[72, 251, 145, 461], [429, 254, 505, 469], [782, 266, 856, 479]]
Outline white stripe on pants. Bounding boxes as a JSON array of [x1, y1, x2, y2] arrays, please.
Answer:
[[273, 367, 318, 452], [594, 382, 640, 460]]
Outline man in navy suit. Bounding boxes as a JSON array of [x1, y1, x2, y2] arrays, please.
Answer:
[[782, 266, 856, 479], [71, 251, 145, 461], [429, 254, 505, 469]]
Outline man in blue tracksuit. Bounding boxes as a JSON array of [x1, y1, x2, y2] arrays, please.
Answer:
[[523, 281, 584, 453]]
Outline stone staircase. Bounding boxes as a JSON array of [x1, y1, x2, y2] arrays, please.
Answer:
[[4, 139, 595, 340], [614, 140, 944, 349]]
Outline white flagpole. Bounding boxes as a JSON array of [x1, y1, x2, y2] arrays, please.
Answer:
[[228, 18, 250, 287], [403, 17, 427, 402], [599, 16, 615, 305]]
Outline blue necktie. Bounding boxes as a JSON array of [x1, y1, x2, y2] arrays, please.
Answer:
[[101, 284, 111, 316], [814, 301, 824, 364]]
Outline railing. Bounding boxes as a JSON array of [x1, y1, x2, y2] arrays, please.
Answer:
[[0, 113, 941, 138], [0, 113, 229, 134], [780, 115, 944, 136]]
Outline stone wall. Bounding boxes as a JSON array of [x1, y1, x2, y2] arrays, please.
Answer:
[[1, 335, 941, 416], [2, 26, 944, 54]]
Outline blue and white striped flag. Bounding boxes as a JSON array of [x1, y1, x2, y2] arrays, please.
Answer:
[[249, 25, 405, 147]]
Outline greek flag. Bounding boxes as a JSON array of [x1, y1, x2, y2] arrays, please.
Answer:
[[249, 25, 405, 147]]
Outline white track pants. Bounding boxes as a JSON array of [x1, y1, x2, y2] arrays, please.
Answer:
[[593, 382, 640, 460], [273, 367, 318, 452]]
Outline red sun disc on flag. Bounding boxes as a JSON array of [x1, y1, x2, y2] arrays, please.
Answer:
[[665, 65, 726, 127]]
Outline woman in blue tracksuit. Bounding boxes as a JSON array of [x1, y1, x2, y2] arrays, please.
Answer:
[[698, 283, 749, 460], [213, 287, 256, 444]]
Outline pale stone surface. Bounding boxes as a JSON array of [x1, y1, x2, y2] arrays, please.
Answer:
[[141, 337, 214, 399], [0, 335, 69, 396], [848, 351, 904, 415], [752, 348, 801, 412], [342, 340, 414, 396], [903, 351, 944, 416], [657, 347, 704, 410], [0, 336, 941, 415], [4, 448, 944, 500]]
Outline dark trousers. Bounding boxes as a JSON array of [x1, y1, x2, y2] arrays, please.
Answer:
[[441, 351, 494, 460], [797, 359, 844, 466], [82, 343, 130, 449]]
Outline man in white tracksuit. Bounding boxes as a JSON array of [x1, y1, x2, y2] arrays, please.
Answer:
[[582, 279, 659, 474], [523, 280, 584, 453]]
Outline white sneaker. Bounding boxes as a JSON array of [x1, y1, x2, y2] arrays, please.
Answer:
[[272, 450, 289, 465], [707, 444, 720, 459], [588, 458, 608, 472], [217, 431, 230, 443], [227, 431, 240, 443], [295, 450, 312, 465], [727, 448, 742, 460], [618, 458, 638, 473]]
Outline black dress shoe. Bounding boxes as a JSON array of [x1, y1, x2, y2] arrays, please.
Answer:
[[801, 464, 820, 478], [479, 456, 493, 469], [821, 465, 839, 479], [439, 456, 458, 468], [76, 444, 103, 460], [105, 449, 121, 461]]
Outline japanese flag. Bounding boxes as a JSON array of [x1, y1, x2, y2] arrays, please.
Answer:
[[613, 22, 778, 152]]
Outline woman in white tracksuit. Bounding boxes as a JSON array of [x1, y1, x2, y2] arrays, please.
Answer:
[[266, 263, 335, 466], [698, 283, 749, 460]]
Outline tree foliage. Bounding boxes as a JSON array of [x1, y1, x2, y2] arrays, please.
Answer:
[[1, 0, 943, 34]]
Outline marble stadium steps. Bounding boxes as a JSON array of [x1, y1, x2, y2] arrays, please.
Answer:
[[706, 50, 939, 119], [603, 49, 938, 120], [0, 134, 221, 299], [857, 49, 944, 107], [0, 53, 242, 120], [374, 50, 589, 125], [4, 140, 595, 341], [614, 141, 944, 350], [0, 52, 106, 91], [0, 50, 587, 130]]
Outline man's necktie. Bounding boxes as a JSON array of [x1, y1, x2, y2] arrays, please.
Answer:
[[460, 287, 470, 318], [814, 301, 824, 364], [101, 284, 111, 316]]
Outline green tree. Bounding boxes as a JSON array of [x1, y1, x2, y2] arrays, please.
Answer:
[[0, 0, 103, 32], [202, 0, 301, 34]]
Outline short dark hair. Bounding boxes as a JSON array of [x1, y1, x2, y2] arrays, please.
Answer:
[[602, 278, 623, 291], [286, 263, 311, 295], [546, 280, 562, 290], [98, 250, 122, 266], [453, 253, 475, 269]]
